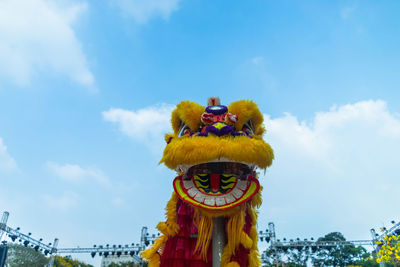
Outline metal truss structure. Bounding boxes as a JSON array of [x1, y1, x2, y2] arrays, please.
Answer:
[[2, 210, 399, 266], [0, 211, 160, 265], [258, 222, 376, 265], [56, 226, 160, 260], [0, 212, 58, 256]]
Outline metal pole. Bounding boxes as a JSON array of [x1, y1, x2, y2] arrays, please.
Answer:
[[268, 222, 276, 243], [140, 227, 148, 251], [47, 238, 59, 267], [212, 217, 225, 267], [0, 244, 8, 267], [268, 222, 279, 265], [0, 212, 9, 241]]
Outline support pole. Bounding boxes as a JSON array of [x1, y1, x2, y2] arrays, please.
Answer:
[[0, 244, 8, 267], [47, 238, 59, 267], [0, 212, 9, 241], [212, 217, 225, 267]]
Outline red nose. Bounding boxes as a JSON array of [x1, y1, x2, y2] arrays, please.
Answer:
[[210, 174, 220, 192]]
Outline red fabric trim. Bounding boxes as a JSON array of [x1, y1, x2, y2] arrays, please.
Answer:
[[160, 199, 252, 267]]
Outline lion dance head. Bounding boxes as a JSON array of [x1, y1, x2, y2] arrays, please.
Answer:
[[142, 97, 274, 267]]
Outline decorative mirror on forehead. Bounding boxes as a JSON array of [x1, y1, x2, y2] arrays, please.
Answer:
[[177, 123, 190, 137]]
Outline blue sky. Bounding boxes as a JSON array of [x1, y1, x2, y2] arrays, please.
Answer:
[[1, 0, 400, 265]]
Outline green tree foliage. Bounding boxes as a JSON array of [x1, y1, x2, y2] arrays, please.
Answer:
[[311, 232, 368, 267], [354, 256, 381, 267], [260, 243, 312, 266], [5, 247, 94, 267], [261, 232, 376, 267], [6, 244, 49, 267], [53, 255, 94, 267], [260, 246, 279, 266], [286, 245, 312, 266]]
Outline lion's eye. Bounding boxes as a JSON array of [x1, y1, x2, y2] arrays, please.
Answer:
[[243, 121, 254, 134], [178, 124, 190, 137]]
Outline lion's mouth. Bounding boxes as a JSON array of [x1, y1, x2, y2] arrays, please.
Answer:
[[185, 162, 252, 194], [173, 161, 259, 210]]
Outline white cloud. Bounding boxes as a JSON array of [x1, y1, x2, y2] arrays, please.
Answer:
[[111, 0, 182, 24], [0, 138, 17, 172], [46, 162, 111, 187], [42, 191, 79, 210], [102, 100, 400, 239], [102, 104, 174, 152], [0, 0, 94, 87], [261, 100, 400, 239]]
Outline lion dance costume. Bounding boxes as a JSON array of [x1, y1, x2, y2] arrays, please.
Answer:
[[142, 97, 274, 267]]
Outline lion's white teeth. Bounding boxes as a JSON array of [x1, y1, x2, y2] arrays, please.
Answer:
[[231, 188, 244, 199], [237, 180, 248, 190]]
